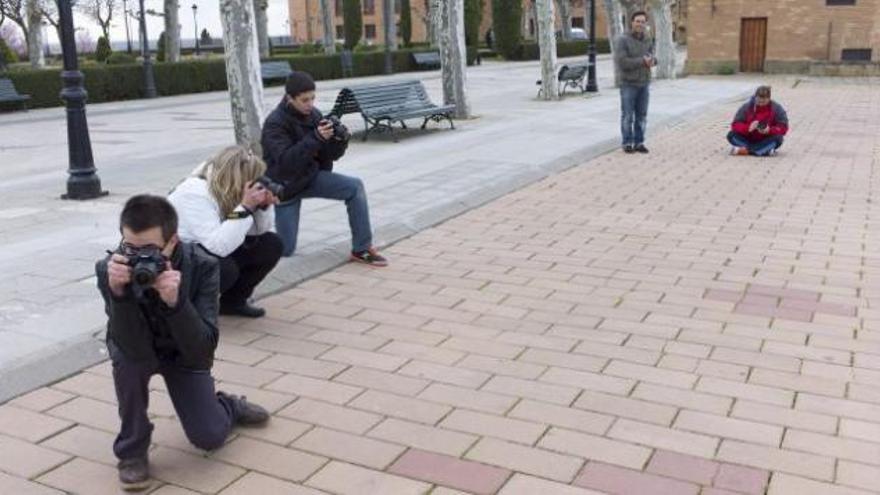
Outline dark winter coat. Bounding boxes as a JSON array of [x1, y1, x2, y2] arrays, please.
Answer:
[[96, 242, 220, 370]]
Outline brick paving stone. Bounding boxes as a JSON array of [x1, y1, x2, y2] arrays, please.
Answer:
[[508, 399, 613, 436], [45, 396, 119, 433], [218, 472, 327, 495], [519, 348, 607, 372], [398, 360, 491, 388], [573, 391, 677, 426], [236, 416, 312, 446], [348, 390, 451, 424], [211, 437, 327, 482], [39, 425, 116, 466], [608, 419, 719, 459], [367, 418, 478, 457], [247, 335, 332, 359], [836, 461, 880, 493], [293, 427, 406, 469], [573, 462, 700, 495], [539, 427, 652, 470], [767, 473, 875, 495], [257, 354, 348, 379], [265, 374, 363, 404], [783, 429, 880, 466], [0, 405, 73, 443], [465, 437, 584, 482], [498, 473, 607, 495], [716, 440, 835, 481], [482, 375, 580, 405], [334, 366, 430, 396], [713, 463, 769, 495], [8, 388, 74, 413], [0, 472, 64, 494], [631, 383, 733, 415], [277, 398, 382, 434], [306, 461, 430, 494], [730, 400, 838, 434], [674, 410, 784, 447], [645, 450, 719, 485], [37, 457, 125, 495], [379, 341, 466, 366], [388, 449, 511, 495], [418, 383, 518, 415], [440, 409, 547, 445], [319, 346, 409, 372], [150, 446, 246, 493]]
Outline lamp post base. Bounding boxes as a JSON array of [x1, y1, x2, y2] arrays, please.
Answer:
[[62, 174, 108, 200]]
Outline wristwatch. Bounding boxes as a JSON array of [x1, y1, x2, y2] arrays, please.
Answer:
[[226, 205, 253, 220]]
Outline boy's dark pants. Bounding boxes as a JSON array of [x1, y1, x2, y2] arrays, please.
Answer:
[[111, 346, 236, 460]]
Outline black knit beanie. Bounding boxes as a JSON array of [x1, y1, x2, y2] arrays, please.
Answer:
[[285, 71, 316, 97]]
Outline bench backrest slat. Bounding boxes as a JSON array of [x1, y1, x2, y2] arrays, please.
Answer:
[[331, 80, 441, 117]]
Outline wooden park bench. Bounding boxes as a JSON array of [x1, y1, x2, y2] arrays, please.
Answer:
[[0, 78, 31, 111], [329, 79, 455, 142], [536, 62, 591, 97], [412, 51, 441, 70], [261, 61, 292, 84]]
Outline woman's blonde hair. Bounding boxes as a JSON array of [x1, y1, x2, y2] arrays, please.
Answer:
[[194, 145, 267, 218]]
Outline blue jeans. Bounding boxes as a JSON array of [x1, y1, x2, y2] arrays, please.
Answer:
[[620, 84, 650, 146], [727, 131, 784, 156], [275, 171, 373, 257]]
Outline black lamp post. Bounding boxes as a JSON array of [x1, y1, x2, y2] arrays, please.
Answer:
[[138, 0, 158, 98], [57, 0, 106, 200], [585, 0, 598, 92], [382, 0, 393, 74], [192, 3, 200, 55]]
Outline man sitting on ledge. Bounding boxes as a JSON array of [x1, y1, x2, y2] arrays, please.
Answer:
[[728, 85, 789, 157]]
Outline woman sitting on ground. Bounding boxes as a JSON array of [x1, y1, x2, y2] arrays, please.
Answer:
[[169, 145, 282, 318]]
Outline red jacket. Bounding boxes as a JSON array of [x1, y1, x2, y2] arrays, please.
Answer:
[[731, 98, 789, 142]]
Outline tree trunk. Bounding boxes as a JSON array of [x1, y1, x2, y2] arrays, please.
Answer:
[[650, 0, 675, 79], [428, 0, 440, 47], [602, 0, 623, 86], [556, 0, 571, 40], [383, 0, 397, 50], [536, 0, 557, 99], [26, 0, 44, 68], [219, 0, 266, 152], [254, 0, 270, 57], [164, 0, 180, 62], [438, 0, 469, 118], [524, 0, 536, 39], [318, 0, 335, 54]]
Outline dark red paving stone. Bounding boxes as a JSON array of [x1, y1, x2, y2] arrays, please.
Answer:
[[704, 289, 743, 303], [733, 304, 776, 318], [771, 307, 813, 322], [747, 285, 820, 301], [814, 302, 857, 317], [388, 449, 510, 495], [574, 462, 700, 495], [779, 298, 819, 311], [713, 463, 769, 495], [646, 450, 719, 485], [740, 294, 779, 307]]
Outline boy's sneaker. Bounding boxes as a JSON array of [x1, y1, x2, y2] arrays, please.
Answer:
[[730, 146, 749, 156], [623, 145, 635, 153], [118, 457, 150, 491], [218, 392, 270, 426], [634, 144, 649, 153], [350, 247, 388, 267]]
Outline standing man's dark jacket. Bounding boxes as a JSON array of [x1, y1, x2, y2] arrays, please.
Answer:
[[95, 242, 220, 370], [261, 98, 348, 201], [615, 32, 653, 86]]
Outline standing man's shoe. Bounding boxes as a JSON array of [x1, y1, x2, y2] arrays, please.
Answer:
[[623, 145, 635, 154], [350, 247, 389, 267], [118, 457, 150, 491], [634, 144, 649, 153]]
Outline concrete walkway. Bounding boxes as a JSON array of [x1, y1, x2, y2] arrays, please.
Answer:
[[0, 55, 758, 401], [1, 77, 878, 494]]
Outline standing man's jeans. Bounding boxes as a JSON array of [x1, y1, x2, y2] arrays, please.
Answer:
[[727, 131, 784, 156], [110, 345, 236, 460], [620, 84, 650, 146], [275, 171, 374, 257]]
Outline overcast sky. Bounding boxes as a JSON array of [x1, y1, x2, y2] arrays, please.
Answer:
[[61, 0, 291, 45]]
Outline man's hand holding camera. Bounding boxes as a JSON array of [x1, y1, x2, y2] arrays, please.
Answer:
[[749, 120, 770, 135], [108, 255, 181, 307], [241, 182, 276, 211], [316, 120, 335, 142]]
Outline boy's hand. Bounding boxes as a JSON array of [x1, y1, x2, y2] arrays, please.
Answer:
[[748, 120, 760, 132], [154, 262, 181, 308], [107, 254, 132, 298]]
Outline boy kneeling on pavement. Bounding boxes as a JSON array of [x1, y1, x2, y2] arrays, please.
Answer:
[[728, 85, 789, 157], [96, 195, 269, 491]]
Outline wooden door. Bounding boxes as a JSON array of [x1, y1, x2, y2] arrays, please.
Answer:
[[740, 18, 768, 72]]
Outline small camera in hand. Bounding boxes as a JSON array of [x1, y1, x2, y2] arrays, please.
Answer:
[[126, 248, 166, 299], [757, 121, 768, 131], [255, 175, 285, 199], [321, 115, 351, 142]]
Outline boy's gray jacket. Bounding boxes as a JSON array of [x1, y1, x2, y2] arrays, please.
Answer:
[[615, 33, 653, 86]]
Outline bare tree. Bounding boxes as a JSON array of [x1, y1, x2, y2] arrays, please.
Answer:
[[254, 0, 269, 57], [318, 0, 334, 54], [537, 0, 557, 99], [219, 0, 265, 151], [0, 0, 29, 46], [25, 0, 43, 66], [602, 0, 623, 86], [79, 0, 116, 40], [649, 0, 674, 78], [438, 0, 469, 118], [555, 0, 571, 40], [163, 0, 180, 61]]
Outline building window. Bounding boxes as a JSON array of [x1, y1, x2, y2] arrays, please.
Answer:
[[365, 24, 377, 39], [363, 0, 375, 15], [826, 0, 856, 5], [335, 0, 342, 15], [841, 48, 872, 61], [336, 25, 344, 39], [572, 17, 584, 28]]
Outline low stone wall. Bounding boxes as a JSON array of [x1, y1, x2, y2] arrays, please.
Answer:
[[685, 58, 880, 76], [809, 62, 880, 77]]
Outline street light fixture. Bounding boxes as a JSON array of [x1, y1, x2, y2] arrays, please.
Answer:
[[192, 3, 200, 56], [137, 0, 157, 98], [585, 0, 598, 92], [57, 0, 106, 200]]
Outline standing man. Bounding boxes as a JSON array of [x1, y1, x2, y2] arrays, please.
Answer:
[[615, 10, 656, 154]]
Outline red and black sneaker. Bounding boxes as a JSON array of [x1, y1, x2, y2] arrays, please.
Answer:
[[350, 247, 388, 267]]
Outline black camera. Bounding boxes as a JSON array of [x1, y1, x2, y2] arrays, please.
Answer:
[[126, 249, 166, 299], [255, 175, 285, 199], [321, 115, 351, 142], [756, 121, 768, 131]]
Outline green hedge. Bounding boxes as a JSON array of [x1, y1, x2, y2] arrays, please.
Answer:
[[506, 39, 611, 60], [6, 49, 477, 109]]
